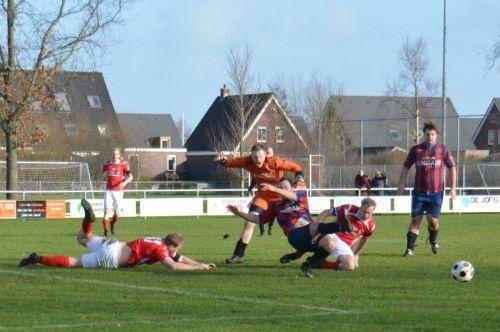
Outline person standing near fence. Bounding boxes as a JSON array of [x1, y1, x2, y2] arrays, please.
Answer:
[[371, 170, 387, 196], [355, 169, 371, 196], [397, 122, 456, 256], [102, 147, 133, 237]]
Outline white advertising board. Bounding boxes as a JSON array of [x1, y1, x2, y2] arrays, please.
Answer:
[[455, 195, 500, 213], [206, 197, 253, 216], [68, 199, 137, 218], [140, 198, 203, 216], [307, 197, 332, 214]]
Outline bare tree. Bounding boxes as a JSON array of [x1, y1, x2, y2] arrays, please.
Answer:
[[486, 25, 500, 71], [386, 37, 439, 144], [0, 0, 129, 198], [207, 41, 261, 189]]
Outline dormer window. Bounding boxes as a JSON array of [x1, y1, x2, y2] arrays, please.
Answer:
[[55, 92, 70, 111], [87, 95, 102, 108], [388, 129, 400, 140]]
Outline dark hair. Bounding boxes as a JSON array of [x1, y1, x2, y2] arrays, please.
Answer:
[[423, 122, 439, 133], [164, 233, 184, 247], [251, 144, 266, 153]]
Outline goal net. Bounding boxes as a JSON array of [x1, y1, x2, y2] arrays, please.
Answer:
[[0, 161, 94, 199]]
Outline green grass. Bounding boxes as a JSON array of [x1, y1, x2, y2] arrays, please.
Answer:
[[0, 214, 499, 331]]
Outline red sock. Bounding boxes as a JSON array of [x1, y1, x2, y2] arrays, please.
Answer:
[[111, 214, 119, 227], [321, 260, 342, 270], [82, 219, 93, 234], [40, 256, 70, 267], [103, 219, 110, 233]]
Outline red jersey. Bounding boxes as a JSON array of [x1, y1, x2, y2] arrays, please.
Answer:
[[103, 160, 130, 191], [126, 237, 174, 267], [331, 204, 375, 246], [403, 142, 455, 193], [224, 156, 302, 202]]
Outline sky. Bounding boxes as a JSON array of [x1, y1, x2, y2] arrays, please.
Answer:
[[101, 0, 500, 130]]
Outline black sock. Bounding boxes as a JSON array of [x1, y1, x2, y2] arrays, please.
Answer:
[[259, 223, 264, 234], [317, 222, 342, 234], [428, 228, 439, 244], [406, 231, 418, 250], [233, 239, 247, 257], [308, 247, 331, 267]]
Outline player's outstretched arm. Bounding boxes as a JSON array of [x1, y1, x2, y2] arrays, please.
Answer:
[[177, 255, 216, 269], [226, 205, 259, 224], [161, 257, 215, 271]]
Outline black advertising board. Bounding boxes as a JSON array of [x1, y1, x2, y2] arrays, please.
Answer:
[[16, 201, 46, 218]]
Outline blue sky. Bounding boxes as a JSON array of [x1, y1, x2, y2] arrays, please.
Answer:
[[101, 0, 500, 129]]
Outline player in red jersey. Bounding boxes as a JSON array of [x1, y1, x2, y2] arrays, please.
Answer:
[[397, 122, 456, 256], [19, 199, 216, 271], [102, 147, 134, 236], [215, 144, 304, 264], [227, 179, 351, 277], [313, 199, 377, 271]]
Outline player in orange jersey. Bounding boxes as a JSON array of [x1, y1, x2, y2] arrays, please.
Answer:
[[215, 143, 304, 264], [19, 199, 216, 271]]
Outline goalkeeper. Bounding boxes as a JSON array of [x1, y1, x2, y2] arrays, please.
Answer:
[[215, 143, 304, 264]]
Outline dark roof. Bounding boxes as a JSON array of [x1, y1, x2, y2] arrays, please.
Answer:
[[472, 98, 500, 143], [333, 95, 470, 151], [117, 113, 182, 148], [185, 93, 273, 151]]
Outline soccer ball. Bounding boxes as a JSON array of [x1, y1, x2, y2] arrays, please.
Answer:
[[451, 260, 475, 282]]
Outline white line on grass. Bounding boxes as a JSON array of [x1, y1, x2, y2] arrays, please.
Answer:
[[0, 312, 334, 330], [0, 269, 357, 315]]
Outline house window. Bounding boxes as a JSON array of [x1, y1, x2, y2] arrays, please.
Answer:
[[55, 92, 71, 111], [388, 129, 401, 140], [87, 95, 102, 108], [257, 127, 267, 143], [276, 126, 285, 143], [97, 124, 109, 137], [161, 137, 171, 149], [167, 155, 176, 172], [488, 130, 494, 145], [65, 123, 77, 136]]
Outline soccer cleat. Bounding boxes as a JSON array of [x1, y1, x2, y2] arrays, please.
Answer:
[[225, 255, 243, 264], [18, 252, 40, 267], [80, 199, 95, 222], [280, 253, 298, 264], [300, 260, 313, 278], [430, 241, 440, 254], [403, 249, 414, 257]]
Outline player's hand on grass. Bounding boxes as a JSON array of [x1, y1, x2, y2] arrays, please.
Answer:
[[200, 263, 216, 270]]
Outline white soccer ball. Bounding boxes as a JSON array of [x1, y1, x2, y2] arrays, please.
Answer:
[[451, 260, 475, 282]]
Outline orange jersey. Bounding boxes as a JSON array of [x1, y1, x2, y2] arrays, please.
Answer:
[[224, 156, 302, 209]]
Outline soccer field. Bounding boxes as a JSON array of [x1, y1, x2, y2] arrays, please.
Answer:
[[0, 214, 499, 331]]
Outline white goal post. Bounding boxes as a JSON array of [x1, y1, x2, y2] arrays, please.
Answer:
[[0, 161, 94, 199]]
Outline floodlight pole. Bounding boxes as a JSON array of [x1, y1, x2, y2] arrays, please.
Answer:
[[442, 0, 447, 145]]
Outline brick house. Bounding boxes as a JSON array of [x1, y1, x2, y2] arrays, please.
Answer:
[[472, 98, 500, 155], [117, 113, 186, 180], [184, 88, 309, 184]]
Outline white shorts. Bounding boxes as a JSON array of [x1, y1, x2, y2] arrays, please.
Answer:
[[327, 234, 354, 260], [82, 236, 121, 269], [104, 190, 124, 213]]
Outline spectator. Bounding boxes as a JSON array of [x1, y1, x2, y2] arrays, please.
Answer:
[[355, 169, 371, 196], [371, 170, 387, 196]]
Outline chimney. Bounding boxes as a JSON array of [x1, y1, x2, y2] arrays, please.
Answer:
[[220, 84, 230, 98]]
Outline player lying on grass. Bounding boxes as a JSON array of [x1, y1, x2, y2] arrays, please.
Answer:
[[227, 179, 351, 277], [280, 198, 377, 271], [215, 143, 304, 264], [19, 199, 216, 271]]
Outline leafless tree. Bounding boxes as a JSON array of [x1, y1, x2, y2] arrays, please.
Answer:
[[486, 25, 500, 71], [386, 37, 439, 144], [207, 41, 261, 189], [0, 0, 129, 198]]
